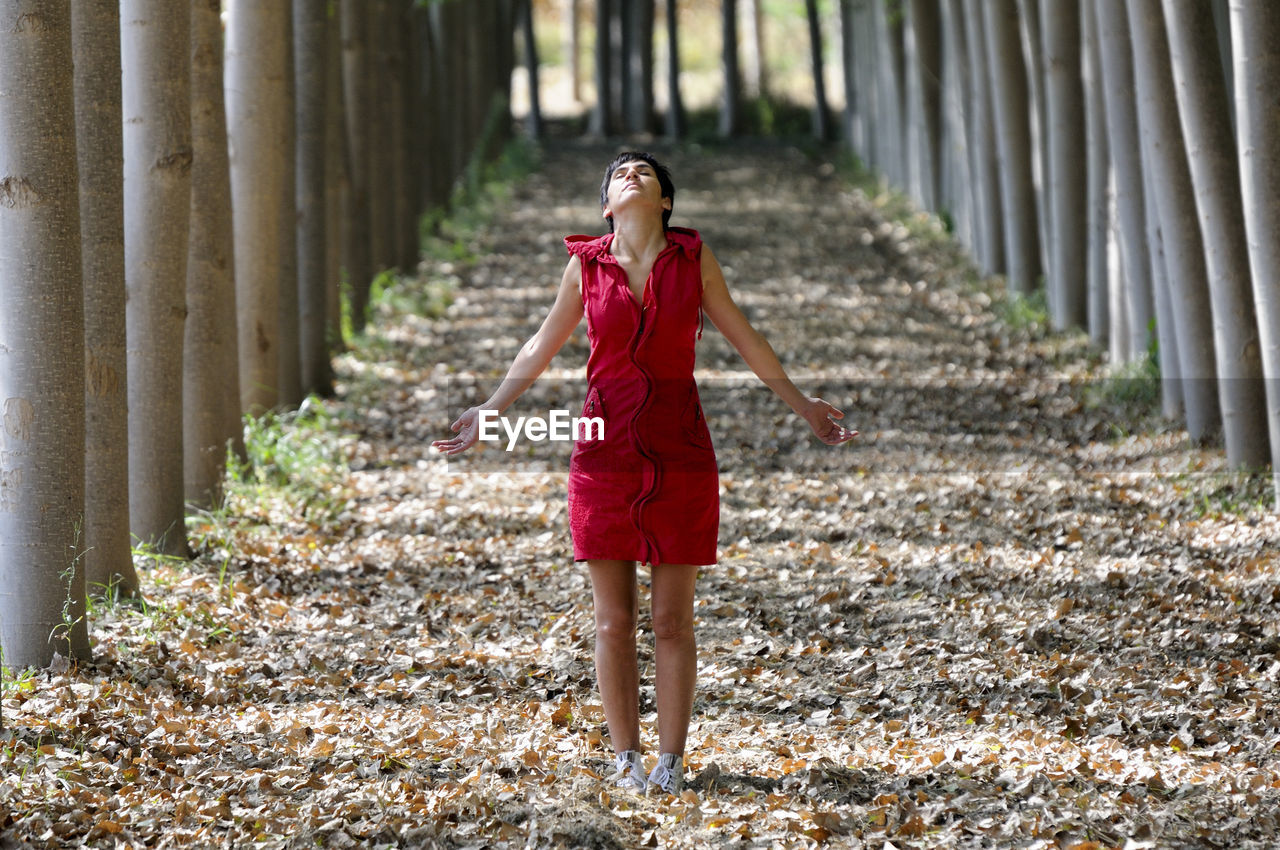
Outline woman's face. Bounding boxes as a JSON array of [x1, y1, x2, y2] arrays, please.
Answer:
[[603, 159, 672, 223]]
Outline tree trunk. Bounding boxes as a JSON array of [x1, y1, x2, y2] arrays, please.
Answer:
[[905, 0, 942, 209], [840, 0, 864, 156], [1232, 1, 1280, 499], [227, 1, 288, 413], [627, 0, 655, 134], [1015, 0, 1050, 279], [870, 0, 906, 185], [325, 1, 346, 358], [296, 0, 330, 398], [590, 0, 614, 135], [340, 0, 373, 333], [1080, 0, 1113, 351], [1040, 0, 1087, 329], [806, 0, 832, 141], [367, 0, 393, 277], [1164, 0, 1269, 466], [72, 0, 137, 597], [1094, 0, 1155, 361], [983, 0, 1041, 295], [565, 0, 581, 103], [961, 0, 1005, 273], [1128, 0, 1220, 442], [122, 0, 191, 556], [720, 0, 742, 137], [742, 0, 766, 98], [938, 0, 973, 249], [520, 0, 543, 138], [186, 0, 242, 510], [0, 0, 91, 669], [665, 0, 684, 139]]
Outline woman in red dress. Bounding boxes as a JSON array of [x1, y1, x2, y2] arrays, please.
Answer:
[[434, 152, 855, 795]]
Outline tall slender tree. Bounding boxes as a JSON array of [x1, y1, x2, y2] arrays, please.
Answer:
[[1080, 0, 1113, 350], [720, 0, 742, 137], [340, 0, 373, 333], [0, 0, 91, 669], [520, 0, 543, 138], [72, 0, 137, 596], [983, 0, 1041, 295], [296, 0, 331, 398], [905, 0, 942, 208], [961, 0, 1004, 274], [1128, 0, 1220, 441], [1040, 0, 1087, 329], [1094, 0, 1154, 360], [938, 0, 974, 250], [227, 1, 289, 413], [186, 0, 242, 508], [277, 4, 301, 409], [664, 0, 684, 139], [122, 0, 192, 556], [1232, 0, 1280, 500], [325, 1, 347, 357], [1164, 0, 1269, 466], [805, 0, 832, 141]]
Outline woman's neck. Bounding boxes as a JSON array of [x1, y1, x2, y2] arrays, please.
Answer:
[[609, 214, 667, 260]]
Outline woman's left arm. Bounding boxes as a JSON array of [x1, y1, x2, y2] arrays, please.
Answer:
[[699, 245, 857, 445]]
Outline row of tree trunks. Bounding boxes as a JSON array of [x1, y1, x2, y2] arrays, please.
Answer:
[[841, 0, 1279, 488], [1, 0, 517, 670]]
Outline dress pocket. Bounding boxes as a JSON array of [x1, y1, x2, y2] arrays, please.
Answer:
[[577, 386, 607, 452], [682, 387, 713, 450]]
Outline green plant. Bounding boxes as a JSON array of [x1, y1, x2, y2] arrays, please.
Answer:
[[996, 288, 1050, 335]]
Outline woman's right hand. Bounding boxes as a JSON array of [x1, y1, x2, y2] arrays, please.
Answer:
[[432, 406, 486, 456]]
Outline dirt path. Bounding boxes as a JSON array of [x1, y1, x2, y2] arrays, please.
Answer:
[[5, 140, 1280, 848]]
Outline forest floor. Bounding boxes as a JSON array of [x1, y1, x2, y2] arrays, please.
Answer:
[[4, 139, 1280, 849]]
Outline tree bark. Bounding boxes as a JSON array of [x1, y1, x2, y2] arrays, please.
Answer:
[[325, 1, 346, 358], [1128, 0, 1220, 442], [227, 1, 288, 413], [590, 0, 614, 135], [1094, 0, 1155, 360], [1232, 0, 1280, 499], [840, 0, 864, 156], [296, 0, 331, 398], [870, 0, 906, 185], [960, 0, 1004, 273], [938, 0, 973, 249], [905, 0, 942, 209], [720, 0, 742, 137], [0, 0, 91, 669], [1164, 0, 1269, 466], [1080, 0, 1113, 351], [806, 0, 832, 141], [186, 0, 242, 509], [122, 0, 191, 556], [742, 0, 766, 98], [983, 0, 1041, 295], [1040, 0, 1087, 329], [520, 0, 542, 138], [340, 0, 373, 333], [72, 0, 137, 596], [1015, 0, 1050, 279], [664, 0, 684, 139]]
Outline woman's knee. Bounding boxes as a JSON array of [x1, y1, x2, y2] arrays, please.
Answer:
[[595, 609, 638, 642], [650, 608, 694, 642]]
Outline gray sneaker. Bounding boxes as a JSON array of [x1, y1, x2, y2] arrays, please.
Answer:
[[647, 752, 683, 796], [611, 750, 647, 792]]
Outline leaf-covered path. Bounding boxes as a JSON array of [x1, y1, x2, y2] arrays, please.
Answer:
[[5, 141, 1280, 848]]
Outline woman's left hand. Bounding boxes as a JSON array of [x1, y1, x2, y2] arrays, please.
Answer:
[[800, 398, 858, 445]]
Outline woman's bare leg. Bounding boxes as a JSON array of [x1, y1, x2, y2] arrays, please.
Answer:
[[588, 559, 640, 753], [649, 563, 699, 756]]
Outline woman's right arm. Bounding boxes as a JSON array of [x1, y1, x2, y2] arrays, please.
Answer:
[[431, 256, 585, 456]]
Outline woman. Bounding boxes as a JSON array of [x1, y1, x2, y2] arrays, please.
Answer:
[[433, 152, 855, 795]]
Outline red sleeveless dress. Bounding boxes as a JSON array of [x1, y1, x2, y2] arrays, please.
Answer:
[[564, 227, 719, 567]]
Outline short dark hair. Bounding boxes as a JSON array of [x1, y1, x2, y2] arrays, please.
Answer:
[[600, 151, 675, 232]]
